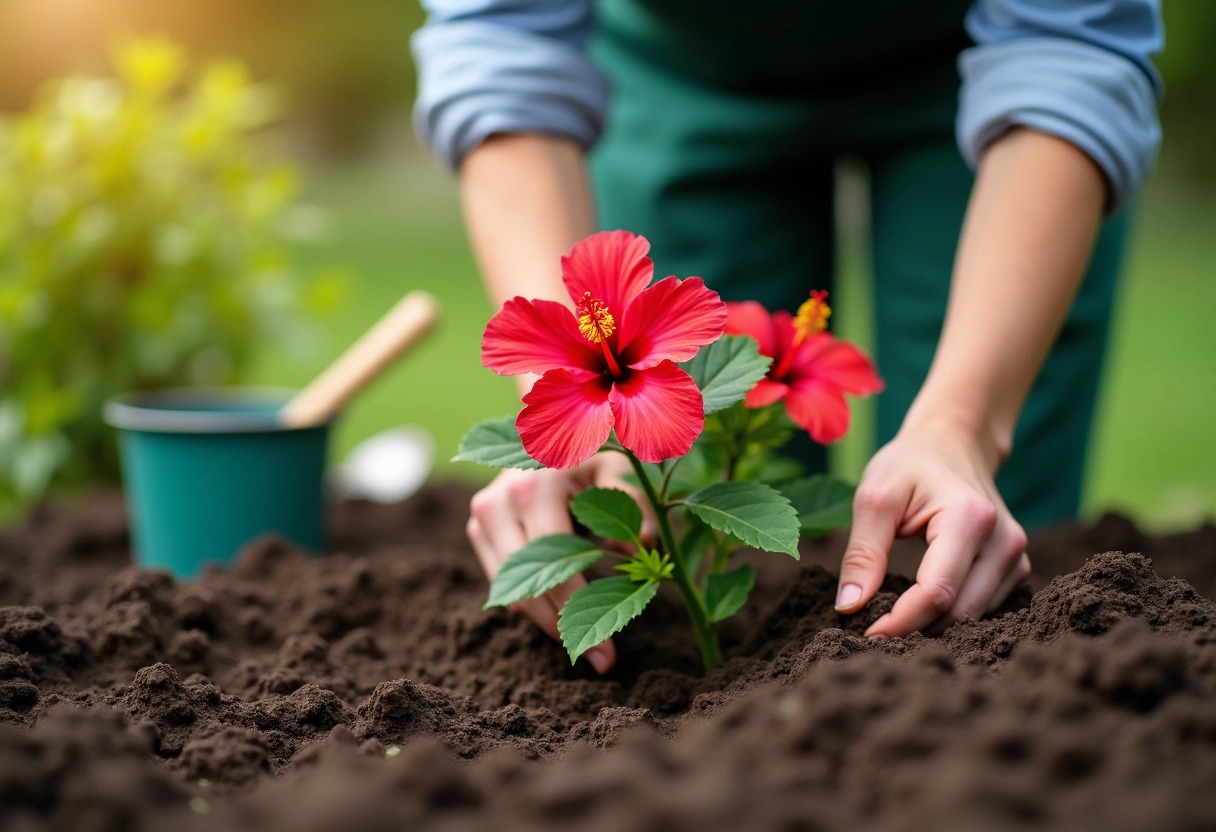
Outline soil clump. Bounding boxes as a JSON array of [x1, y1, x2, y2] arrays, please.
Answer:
[[1, 483, 1214, 831]]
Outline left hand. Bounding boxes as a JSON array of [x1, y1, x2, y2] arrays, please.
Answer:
[[833, 416, 1030, 638]]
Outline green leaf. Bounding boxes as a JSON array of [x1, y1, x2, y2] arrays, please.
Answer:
[[484, 534, 604, 609], [782, 475, 855, 536], [557, 576, 658, 663], [679, 335, 772, 415], [452, 417, 541, 470], [684, 481, 801, 557], [704, 565, 756, 623], [570, 487, 643, 543]]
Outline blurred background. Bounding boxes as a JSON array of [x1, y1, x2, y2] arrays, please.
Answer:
[[0, 1, 1212, 530]]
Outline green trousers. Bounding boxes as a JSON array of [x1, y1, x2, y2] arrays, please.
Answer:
[[589, 0, 1128, 529]]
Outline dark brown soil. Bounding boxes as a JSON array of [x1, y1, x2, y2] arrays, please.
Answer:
[[1, 483, 1214, 831]]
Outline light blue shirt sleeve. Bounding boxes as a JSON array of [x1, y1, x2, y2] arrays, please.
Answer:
[[413, 0, 1164, 209], [959, 0, 1164, 212], [411, 0, 605, 169]]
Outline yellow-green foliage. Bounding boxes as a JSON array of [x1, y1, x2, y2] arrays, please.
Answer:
[[0, 38, 331, 501]]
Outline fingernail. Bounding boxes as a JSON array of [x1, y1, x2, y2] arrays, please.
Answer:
[[585, 646, 612, 674], [867, 634, 889, 643], [835, 583, 862, 611]]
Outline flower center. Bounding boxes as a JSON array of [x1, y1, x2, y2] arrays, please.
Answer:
[[577, 293, 616, 343], [577, 292, 622, 376], [793, 290, 831, 344], [774, 290, 831, 380]]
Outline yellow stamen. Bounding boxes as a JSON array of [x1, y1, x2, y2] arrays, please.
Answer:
[[576, 292, 622, 376], [577, 292, 616, 343], [793, 290, 831, 342]]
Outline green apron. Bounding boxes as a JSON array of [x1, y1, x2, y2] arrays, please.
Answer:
[[589, 0, 1128, 529]]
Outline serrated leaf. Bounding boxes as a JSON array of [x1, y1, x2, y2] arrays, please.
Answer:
[[679, 335, 772, 415], [452, 417, 541, 470], [484, 534, 603, 609], [557, 576, 658, 663], [782, 475, 854, 535], [705, 565, 756, 623], [684, 481, 801, 557], [570, 487, 643, 543]]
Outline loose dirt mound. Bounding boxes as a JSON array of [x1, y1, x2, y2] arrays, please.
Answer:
[[1, 484, 1213, 831]]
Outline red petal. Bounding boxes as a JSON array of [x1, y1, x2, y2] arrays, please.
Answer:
[[618, 277, 727, 369], [770, 311, 797, 373], [788, 334, 884, 394], [483, 297, 603, 376], [609, 362, 704, 463], [724, 301, 778, 359], [744, 378, 789, 408], [561, 231, 654, 315], [517, 370, 615, 469], [784, 379, 852, 445]]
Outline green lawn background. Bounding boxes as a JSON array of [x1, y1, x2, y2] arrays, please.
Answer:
[[251, 159, 1216, 533]]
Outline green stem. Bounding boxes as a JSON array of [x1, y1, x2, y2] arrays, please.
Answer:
[[658, 456, 682, 502], [623, 451, 721, 670]]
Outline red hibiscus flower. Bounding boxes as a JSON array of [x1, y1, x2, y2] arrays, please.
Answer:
[[725, 292, 884, 444], [482, 231, 727, 468]]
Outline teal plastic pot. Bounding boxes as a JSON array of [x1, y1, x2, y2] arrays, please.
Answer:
[[104, 388, 333, 579]]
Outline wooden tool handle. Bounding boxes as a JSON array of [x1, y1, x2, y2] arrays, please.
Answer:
[[280, 291, 439, 428]]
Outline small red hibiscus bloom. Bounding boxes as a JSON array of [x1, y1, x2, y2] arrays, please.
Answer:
[[725, 292, 884, 444], [482, 231, 727, 469]]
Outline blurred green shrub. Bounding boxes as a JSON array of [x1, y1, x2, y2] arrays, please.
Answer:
[[0, 37, 339, 502], [0, 1, 426, 158]]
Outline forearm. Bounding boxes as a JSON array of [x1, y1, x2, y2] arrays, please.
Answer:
[[460, 133, 596, 395], [460, 133, 595, 307], [903, 127, 1107, 469]]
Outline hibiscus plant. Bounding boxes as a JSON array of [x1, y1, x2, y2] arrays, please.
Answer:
[[456, 231, 882, 671]]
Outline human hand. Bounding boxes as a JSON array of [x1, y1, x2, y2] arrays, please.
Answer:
[[833, 417, 1030, 639], [466, 452, 652, 673]]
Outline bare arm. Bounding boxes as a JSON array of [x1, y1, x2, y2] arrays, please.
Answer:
[[461, 133, 595, 310], [837, 127, 1107, 637], [909, 127, 1105, 468]]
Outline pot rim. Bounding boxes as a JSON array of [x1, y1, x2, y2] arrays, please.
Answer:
[[104, 387, 336, 434]]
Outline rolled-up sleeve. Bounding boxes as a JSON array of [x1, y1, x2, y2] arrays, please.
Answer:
[[959, 0, 1164, 212], [412, 0, 608, 169]]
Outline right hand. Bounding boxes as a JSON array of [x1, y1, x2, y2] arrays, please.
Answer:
[[466, 453, 652, 674]]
